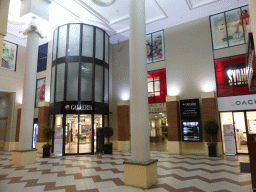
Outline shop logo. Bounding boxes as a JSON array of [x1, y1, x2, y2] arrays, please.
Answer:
[[229, 100, 256, 106], [65, 105, 70, 110], [225, 64, 248, 87]]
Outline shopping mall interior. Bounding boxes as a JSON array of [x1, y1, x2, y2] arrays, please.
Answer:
[[0, 0, 256, 191]]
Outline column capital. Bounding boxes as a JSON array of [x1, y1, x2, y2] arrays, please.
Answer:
[[20, 17, 43, 38], [166, 96, 180, 102], [201, 92, 215, 99], [117, 100, 130, 106], [38, 101, 50, 107]]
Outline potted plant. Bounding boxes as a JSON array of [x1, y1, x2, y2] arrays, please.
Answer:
[[103, 126, 113, 154], [204, 120, 219, 157], [42, 126, 54, 158]]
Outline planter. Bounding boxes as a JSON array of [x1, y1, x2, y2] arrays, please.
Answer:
[[208, 145, 217, 157], [43, 147, 51, 158], [104, 144, 112, 154]]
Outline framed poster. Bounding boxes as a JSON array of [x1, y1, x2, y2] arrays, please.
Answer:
[[1, 40, 18, 71], [146, 34, 153, 63], [35, 78, 46, 108]]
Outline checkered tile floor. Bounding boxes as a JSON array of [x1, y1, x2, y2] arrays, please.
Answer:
[[0, 150, 253, 192]]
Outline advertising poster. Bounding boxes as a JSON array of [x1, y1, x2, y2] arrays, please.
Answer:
[[1, 40, 17, 71], [182, 121, 201, 142], [54, 128, 63, 157], [223, 124, 236, 155], [210, 13, 228, 49], [152, 31, 164, 62], [146, 34, 153, 63], [35, 78, 46, 107]]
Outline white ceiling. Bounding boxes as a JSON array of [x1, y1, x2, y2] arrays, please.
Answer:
[[6, 0, 249, 45]]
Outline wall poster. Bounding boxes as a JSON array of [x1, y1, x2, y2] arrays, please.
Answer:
[[1, 40, 18, 71], [223, 124, 236, 155], [146, 30, 164, 63], [35, 78, 46, 108], [210, 6, 251, 50]]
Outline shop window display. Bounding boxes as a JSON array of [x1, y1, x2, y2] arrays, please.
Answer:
[[215, 54, 256, 97], [147, 69, 166, 103]]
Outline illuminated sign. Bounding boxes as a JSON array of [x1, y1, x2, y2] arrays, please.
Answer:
[[225, 64, 248, 87], [65, 104, 92, 111]]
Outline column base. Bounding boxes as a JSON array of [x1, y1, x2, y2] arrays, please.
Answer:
[[167, 141, 181, 154], [4, 142, 18, 151], [124, 159, 158, 189], [12, 149, 37, 165], [36, 142, 47, 153], [118, 141, 131, 151]]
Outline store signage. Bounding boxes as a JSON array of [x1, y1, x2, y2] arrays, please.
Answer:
[[180, 99, 201, 120], [148, 103, 166, 112], [225, 64, 248, 87], [65, 104, 92, 111], [218, 94, 256, 111], [223, 124, 236, 155]]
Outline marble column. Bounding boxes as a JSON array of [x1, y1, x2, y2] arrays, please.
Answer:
[[12, 18, 43, 165], [123, 0, 157, 189]]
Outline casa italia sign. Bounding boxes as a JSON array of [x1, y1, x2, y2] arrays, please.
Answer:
[[218, 94, 256, 111]]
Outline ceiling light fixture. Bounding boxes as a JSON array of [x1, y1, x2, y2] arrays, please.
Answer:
[[91, 0, 116, 6]]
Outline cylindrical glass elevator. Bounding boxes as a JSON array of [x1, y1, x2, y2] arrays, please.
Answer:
[[50, 23, 109, 155]]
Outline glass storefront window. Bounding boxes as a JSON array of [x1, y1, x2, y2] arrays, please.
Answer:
[[95, 28, 103, 60], [55, 63, 65, 102], [94, 114, 102, 152], [66, 62, 79, 101], [65, 114, 78, 154], [246, 111, 256, 134], [79, 115, 92, 153], [105, 34, 109, 63], [53, 30, 58, 61], [82, 25, 93, 57], [81, 63, 93, 101], [95, 65, 103, 102], [58, 25, 67, 58], [68, 24, 80, 57], [50, 66, 55, 103]]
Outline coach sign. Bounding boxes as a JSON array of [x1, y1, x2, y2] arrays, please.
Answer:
[[218, 94, 256, 111]]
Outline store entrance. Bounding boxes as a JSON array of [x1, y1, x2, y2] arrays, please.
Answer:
[[62, 114, 102, 155], [149, 112, 168, 151], [220, 111, 256, 154]]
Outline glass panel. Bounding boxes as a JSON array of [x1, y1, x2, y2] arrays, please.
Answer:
[[148, 82, 153, 93], [82, 25, 93, 57], [220, 112, 236, 155], [55, 63, 65, 102], [94, 114, 102, 152], [95, 65, 103, 102], [104, 68, 108, 103], [53, 29, 58, 61], [68, 24, 80, 56], [246, 111, 256, 134], [58, 25, 67, 58], [226, 8, 245, 46], [146, 34, 153, 63], [105, 33, 109, 63], [65, 114, 78, 154], [233, 112, 248, 153], [67, 62, 79, 101], [210, 13, 229, 49], [79, 114, 92, 153], [154, 81, 160, 92], [50, 66, 55, 103], [95, 28, 103, 60], [81, 63, 93, 101], [241, 6, 251, 43]]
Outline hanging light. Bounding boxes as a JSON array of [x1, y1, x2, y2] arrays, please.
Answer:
[[91, 0, 116, 6]]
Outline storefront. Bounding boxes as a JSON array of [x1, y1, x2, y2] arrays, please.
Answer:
[[50, 23, 109, 155], [218, 94, 256, 155]]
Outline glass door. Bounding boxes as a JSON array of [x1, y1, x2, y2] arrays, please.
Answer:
[[246, 111, 256, 134], [65, 114, 78, 154], [79, 115, 92, 153], [233, 112, 248, 153]]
